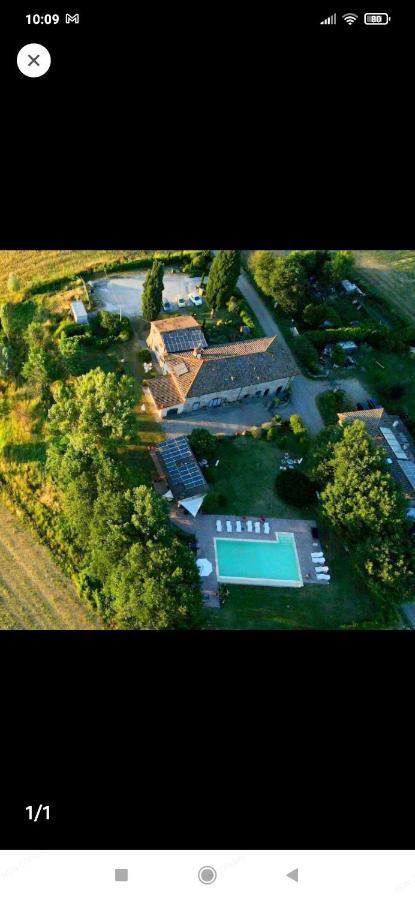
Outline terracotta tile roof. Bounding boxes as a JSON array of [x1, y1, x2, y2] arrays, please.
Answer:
[[152, 315, 200, 333], [338, 408, 385, 437], [145, 375, 183, 409], [146, 335, 298, 409]]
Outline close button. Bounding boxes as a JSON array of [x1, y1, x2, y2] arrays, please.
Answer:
[[17, 43, 51, 78]]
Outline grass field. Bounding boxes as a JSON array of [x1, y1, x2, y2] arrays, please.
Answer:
[[0, 502, 102, 629], [205, 435, 314, 519], [204, 529, 377, 629], [0, 250, 154, 293], [353, 250, 415, 324]]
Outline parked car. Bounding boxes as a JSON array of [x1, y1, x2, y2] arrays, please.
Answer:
[[356, 402, 364, 410], [162, 301, 172, 312], [177, 297, 187, 308], [367, 398, 378, 409], [189, 293, 203, 306]]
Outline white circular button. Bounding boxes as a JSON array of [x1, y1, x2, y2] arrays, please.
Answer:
[[17, 43, 51, 78]]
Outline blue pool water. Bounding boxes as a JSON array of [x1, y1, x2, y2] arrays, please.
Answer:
[[215, 533, 302, 586]]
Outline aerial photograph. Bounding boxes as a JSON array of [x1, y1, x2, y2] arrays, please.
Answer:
[[0, 249, 414, 630]]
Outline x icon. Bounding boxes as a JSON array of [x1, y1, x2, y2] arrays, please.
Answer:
[[28, 54, 40, 66]]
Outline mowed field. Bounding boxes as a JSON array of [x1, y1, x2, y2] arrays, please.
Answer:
[[0, 503, 102, 630], [0, 250, 150, 293], [353, 250, 415, 324]]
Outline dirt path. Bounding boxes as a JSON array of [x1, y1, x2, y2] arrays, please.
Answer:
[[0, 502, 102, 630]]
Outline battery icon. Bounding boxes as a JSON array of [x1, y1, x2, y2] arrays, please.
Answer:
[[364, 12, 390, 24]]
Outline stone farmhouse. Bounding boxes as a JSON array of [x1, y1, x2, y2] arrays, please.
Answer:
[[146, 315, 207, 365], [144, 329, 299, 419]]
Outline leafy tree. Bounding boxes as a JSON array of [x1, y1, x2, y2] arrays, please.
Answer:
[[0, 341, 14, 378], [289, 414, 308, 441], [321, 420, 405, 538], [48, 367, 137, 453], [106, 539, 202, 630], [188, 427, 217, 460], [275, 469, 316, 507], [361, 531, 414, 588], [59, 333, 85, 374], [303, 303, 327, 328], [142, 260, 164, 321], [248, 250, 276, 295], [294, 335, 320, 372], [268, 253, 308, 315], [332, 345, 346, 365], [206, 250, 241, 310], [21, 345, 50, 393], [25, 321, 46, 349], [88, 488, 131, 581], [7, 273, 20, 293], [127, 485, 171, 544], [326, 250, 354, 285]]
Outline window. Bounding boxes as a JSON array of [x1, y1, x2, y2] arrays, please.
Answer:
[[208, 398, 222, 408], [263, 388, 270, 396], [255, 390, 262, 397], [192, 401, 200, 411]]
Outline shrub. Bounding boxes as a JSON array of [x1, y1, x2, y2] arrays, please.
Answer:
[[275, 469, 315, 507], [188, 427, 217, 460], [332, 345, 346, 365], [294, 335, 320, 372], [117, 330, 130, 342], [137, 348, 152, 362], [289, 414, 308, 439], [266, 427, 279, 441], [317, 389, 346, 426]]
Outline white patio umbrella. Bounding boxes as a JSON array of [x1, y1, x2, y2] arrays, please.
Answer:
[[196, 558, 213, 577]]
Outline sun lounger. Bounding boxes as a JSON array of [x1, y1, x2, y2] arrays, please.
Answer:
[[236, 521, 242, 533], [311, 555, 325, 564], [254, 521, 261, 534], [315, 566, 329, 574], [247, 520, 253, 533], [226, 521, 232, 533], [263, 522, 270, 534], [317, 573, 331, 581], [312, 542, 319, 547], [216, 520, 222, 532], [311, 552, 324, 558]]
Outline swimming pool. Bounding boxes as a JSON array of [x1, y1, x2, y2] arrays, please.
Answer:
[[214, 533, 303, 587]]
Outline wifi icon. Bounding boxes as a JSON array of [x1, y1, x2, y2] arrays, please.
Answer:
[[342, 12, 358, 24]]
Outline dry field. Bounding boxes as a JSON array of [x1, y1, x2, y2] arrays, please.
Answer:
[[353, 250, 415, 324], [0, 502, 102, 630], [0, 250, 150, 293]]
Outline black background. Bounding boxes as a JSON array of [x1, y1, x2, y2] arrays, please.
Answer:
[[0, 2, 414, 848]]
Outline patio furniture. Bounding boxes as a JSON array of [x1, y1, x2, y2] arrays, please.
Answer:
[[311, 552, 324, 558], [315, 566, 329, 574], [226, 521, 232, 533], [317, 573, 331, 581], [216, 520, 222, 532], [236, 521, 242, 533], [247, 520, 253, 532], [263, 522, 270, 534], [311, 555, 325, 564], [254, 522, 261, 534]]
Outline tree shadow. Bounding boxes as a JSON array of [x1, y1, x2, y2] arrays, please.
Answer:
[[2, 441, 47, 464]]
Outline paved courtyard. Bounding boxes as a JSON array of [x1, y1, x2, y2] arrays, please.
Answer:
[[171, 512, 327, 607], [90, 271, 202, 319], [161, 396, 280, 439]]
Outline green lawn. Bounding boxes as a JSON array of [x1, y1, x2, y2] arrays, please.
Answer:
[[204, 530, 377, 629], [357, 345, 415, 426], [201, 434, 378, 630], [204, 435, 314, 519], [353, 250, 415, 325]]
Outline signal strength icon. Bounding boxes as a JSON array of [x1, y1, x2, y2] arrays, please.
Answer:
[[320, 12, 336, 24], [342, 12, 358, 24]]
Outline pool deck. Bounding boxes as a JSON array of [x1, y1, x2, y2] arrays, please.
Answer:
[[170, 510, 327, 607]]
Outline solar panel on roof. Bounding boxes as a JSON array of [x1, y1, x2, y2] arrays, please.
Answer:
[[157, 438, 206, 495], [399, 460, 415, 490], [163, 329, 207, 354], [380, 427, 409, 460]]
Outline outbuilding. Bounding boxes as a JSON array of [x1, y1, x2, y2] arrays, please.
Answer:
[[70, 300, 88, 325]]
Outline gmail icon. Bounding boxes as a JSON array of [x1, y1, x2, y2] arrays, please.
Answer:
[[65, 13, 80, 23]]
